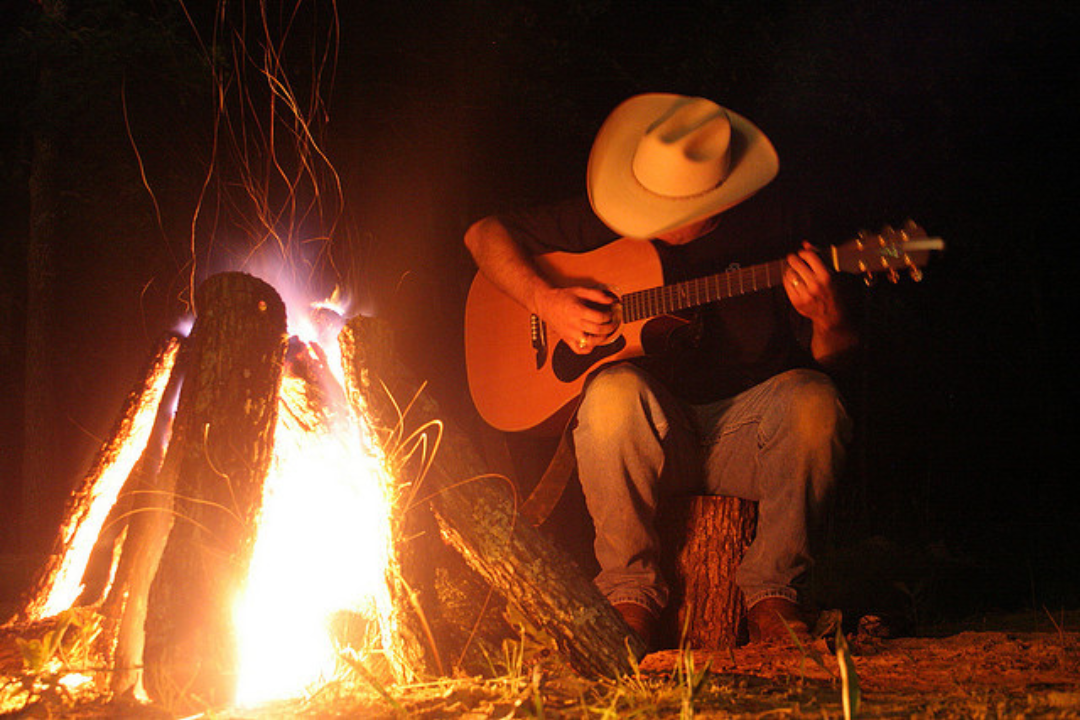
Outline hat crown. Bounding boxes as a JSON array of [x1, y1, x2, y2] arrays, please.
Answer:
[[631, 98, 732, 199]]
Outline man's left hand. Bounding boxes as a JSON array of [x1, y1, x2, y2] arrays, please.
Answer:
[[784, 242, 843, 328], [784, 241, 858, 363]]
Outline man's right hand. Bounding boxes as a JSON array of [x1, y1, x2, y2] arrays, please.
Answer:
[[536, 286, 621, 354]]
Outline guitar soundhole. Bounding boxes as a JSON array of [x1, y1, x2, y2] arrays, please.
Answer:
[[552, 336, 627, 382]]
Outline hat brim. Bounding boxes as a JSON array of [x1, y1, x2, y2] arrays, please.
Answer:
[[587, 93, 779, 239]]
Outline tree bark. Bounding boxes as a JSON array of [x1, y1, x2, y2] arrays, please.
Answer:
[[658, 495, 758, 649], [140, 273, 287, 714], [340, 316, 644, 679]]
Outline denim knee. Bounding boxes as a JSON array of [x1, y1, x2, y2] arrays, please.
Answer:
[[766, 369, 851, 450], [576, 364, 669, 441]]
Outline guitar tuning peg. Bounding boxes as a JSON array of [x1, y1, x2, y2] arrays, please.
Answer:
[[903, 218, 924, 238], [888, 267, 900, 284], [862, 272, 875, 287], [904, 253, 924, 282]]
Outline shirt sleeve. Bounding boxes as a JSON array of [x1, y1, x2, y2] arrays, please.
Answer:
[[497, 196, 619, 255]]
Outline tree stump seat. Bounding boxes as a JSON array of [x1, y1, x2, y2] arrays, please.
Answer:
[[657, 494, 758, 650]]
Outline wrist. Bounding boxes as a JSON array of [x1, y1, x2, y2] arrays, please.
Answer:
[[530, 283, 557, 318]]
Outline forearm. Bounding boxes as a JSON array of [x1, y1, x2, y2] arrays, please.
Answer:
[[465, 216, 554, 316]]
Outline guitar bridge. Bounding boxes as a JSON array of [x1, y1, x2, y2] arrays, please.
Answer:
[[530, 314, 548, 370]]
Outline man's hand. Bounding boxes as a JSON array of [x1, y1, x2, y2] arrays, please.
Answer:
[[783, 242, 842, 327], [537, 286, 621, 354], [783, 241, 858, 363]]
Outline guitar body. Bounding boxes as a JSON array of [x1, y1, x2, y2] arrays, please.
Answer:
[[465, 238, 664, 433]]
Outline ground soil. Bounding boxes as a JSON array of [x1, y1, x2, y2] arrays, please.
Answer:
[[5, 618, 1077, 718]]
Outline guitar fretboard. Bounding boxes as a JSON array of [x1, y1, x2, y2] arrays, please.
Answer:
[[620, 259, 788, 323]]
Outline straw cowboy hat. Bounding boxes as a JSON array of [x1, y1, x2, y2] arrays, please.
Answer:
[[587, 93, 779, 239]]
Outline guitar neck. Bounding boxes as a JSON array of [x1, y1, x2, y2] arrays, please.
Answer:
[[621, 258, 787, 322]]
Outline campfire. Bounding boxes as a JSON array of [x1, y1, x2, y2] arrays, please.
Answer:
[[3, 272, 397, 712], [1, 271, 643, 716]]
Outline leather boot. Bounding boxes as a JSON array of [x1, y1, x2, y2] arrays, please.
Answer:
[[747, 597, 811, 645], [613, 602, 658, 651]]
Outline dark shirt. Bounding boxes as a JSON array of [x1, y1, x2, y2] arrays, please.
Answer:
[[499, 188, 819, 404]]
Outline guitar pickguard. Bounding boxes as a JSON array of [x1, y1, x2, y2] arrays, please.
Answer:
[[551, 335, 627, 383]]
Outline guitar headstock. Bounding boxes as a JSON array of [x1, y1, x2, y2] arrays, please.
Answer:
[[831, 220, 945, 285]]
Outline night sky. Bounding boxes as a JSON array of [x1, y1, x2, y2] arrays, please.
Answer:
[[1, 0, 1077, 621]]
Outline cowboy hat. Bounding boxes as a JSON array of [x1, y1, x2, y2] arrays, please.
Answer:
[[587, 93, 779, 239]]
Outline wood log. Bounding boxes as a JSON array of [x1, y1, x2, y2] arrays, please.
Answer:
[[104, 344, 190, 699], [78, 350, 184, 611], [11, 333, 183, 624], [339, 316, 644, 679], [336, 320, 512, 682], [141, 273, 288, 714], [657, 495, 758, 649]]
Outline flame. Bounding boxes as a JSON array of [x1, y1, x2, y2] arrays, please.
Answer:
[[232, 338, 394, 705]]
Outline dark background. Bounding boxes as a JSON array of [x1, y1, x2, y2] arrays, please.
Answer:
[[2, 0, 1076, 625]]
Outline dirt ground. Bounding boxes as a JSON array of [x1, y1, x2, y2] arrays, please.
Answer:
[[4, 544, 1079, 718], [224, 623, 1080, 718], [2, 618, 1079, 717], [295, 624, 1080, 718], [638, 627, 1080, 718]]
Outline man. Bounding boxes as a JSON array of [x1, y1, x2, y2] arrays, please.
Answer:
[[464, 94, 856, 648]]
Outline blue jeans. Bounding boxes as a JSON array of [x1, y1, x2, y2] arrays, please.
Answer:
[[572, 364, 850, 616]]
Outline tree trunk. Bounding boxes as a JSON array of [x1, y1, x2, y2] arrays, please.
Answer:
[[339, 316, 644, 679], [141, 273, 287, 714], [658, 495, 758, 649]]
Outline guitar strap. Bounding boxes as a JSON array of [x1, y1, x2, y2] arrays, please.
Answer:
[[519, 403, 580, 527]]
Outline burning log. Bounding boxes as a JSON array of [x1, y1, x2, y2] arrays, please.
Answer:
[[332, 316, 501, 681], [658, 495, 757, 649], [137, 272, 288, 713], [340, 316, 645, 679], [12, 333, 183, 624], [93, 345, 186, 698]]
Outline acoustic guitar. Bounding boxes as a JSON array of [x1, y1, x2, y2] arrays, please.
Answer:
[[465, 222, 943, 433]]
